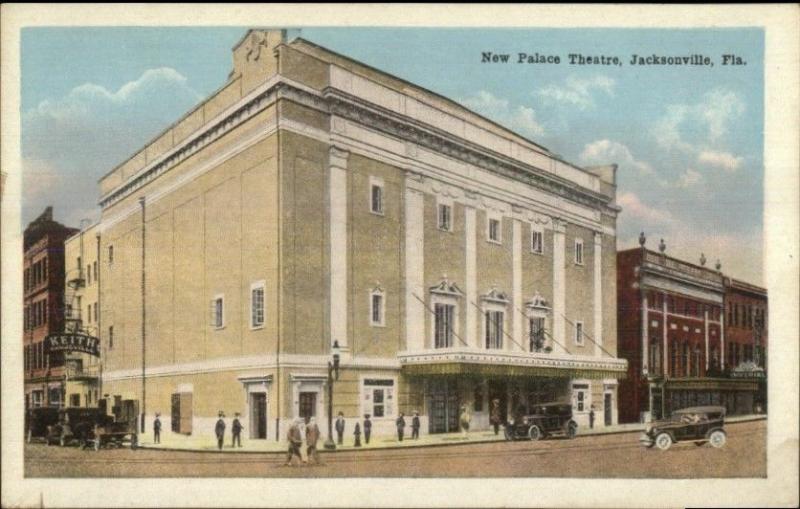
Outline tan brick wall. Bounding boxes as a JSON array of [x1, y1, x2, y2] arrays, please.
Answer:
[[564, 223, 595, 354]]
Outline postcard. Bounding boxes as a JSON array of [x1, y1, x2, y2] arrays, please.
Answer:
[[1, 4, 798, 508]]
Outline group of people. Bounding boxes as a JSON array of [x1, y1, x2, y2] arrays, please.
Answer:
[[285, 416, 321, 466], [214, 411, 245, 450]]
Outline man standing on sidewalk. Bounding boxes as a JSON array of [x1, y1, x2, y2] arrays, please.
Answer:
[[231, 412, 244, 447], [153, 413, 161, 444], [305, 417, 320, 465], [215, 412, 226, 451], [335, 412, 345, 445], [396, 412, 406, 442], [363, 414, 372, 445], [490, 399, 501, 435], [411, 411, 421, 440], [589, 406, 595, 429], [285, 419, 303, 466]]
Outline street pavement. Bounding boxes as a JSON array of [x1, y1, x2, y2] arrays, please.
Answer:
[[25, 419, 765, 478]]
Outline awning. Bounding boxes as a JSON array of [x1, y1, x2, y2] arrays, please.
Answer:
[[398, 348, 628, 380]]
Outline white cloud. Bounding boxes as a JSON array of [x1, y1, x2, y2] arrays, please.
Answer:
[[616, 191, 676, 227], [22, 67, 202, 224], [675, 167, 703, 188], [652, 88, 745, 152], [462, 90, 545, 137], [537, 75, 615, 110], [697, 150, 743, 172], [579, 139, 654, 176]]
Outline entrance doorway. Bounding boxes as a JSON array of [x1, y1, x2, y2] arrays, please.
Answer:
[[488, 380, 508, 424], [299, 392, 317, 419], [604, 393, 612, 426], [427, 379, 459, 433], [249, 392, 267, 439]]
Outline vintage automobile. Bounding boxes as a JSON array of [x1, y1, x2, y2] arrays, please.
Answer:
[[25, 407, 60, 443], [504, 402, 578, 441], [46, 407, 110, 447], [639, 405, 727, 450]]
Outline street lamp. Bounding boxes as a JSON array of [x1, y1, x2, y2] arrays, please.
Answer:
[[324, 340, 341, 450]]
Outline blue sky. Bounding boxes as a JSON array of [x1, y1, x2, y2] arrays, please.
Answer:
[[20, 27, 764, 283]]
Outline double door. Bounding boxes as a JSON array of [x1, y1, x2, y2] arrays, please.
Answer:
[[428, 380, 459, 433]]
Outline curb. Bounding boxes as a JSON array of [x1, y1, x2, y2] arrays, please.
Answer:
[[136, 415, 766, 455]]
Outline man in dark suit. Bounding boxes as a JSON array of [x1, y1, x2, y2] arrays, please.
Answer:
[[335, 412, 345, 445], [232, 412, 244, 447], [411, 411, 421, 440], [396, 413, 406, 442], [215, 411, 226, 450], [363, 414, 372, 444], [153, 413, 162, 444]]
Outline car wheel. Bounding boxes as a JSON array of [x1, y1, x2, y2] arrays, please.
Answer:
[[708, 430, 726, 448], [528, 425, 541, 441], [567, 422, 578, 439], [655, 432, 672, 451]]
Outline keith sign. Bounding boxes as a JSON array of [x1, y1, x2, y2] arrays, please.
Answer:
[[44, 333, 101, 357]]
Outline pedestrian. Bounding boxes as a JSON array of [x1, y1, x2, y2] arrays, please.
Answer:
[[460, 405, 471, 438], [411, 411, 420, 440], [215, 411, 226, 451], [335, 411, 345, 445], [153, 413, 161, 444], [354, 422, 362, 447], [232, 412, 243, 447], [363, 414, 372, 445], [284, 418, 304, 466], [589, 406, 595, 429], [396, 412, 406, 442], [305, 416, 320, 465], [490, 399, 501, 435]]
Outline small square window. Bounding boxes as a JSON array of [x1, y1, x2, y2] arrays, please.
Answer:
[[370, 184, 384, 215], [574, 239, 584, 265], [438, 203, 452, 231], [531, 229, 543, 254], [488, 218, 501, 243]]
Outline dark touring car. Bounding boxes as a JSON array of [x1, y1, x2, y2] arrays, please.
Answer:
[[639, 405, 727, 450], [504, 402, 579, 441]]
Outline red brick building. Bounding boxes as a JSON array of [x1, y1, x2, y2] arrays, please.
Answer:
[[724, 277, 768, 411], [616, 238, 759, 423], [23, 207, 78, 408]]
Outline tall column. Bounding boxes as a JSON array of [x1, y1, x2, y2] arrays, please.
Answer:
[[329, 147, 349, 350], [662, 292, 668, 375], [704, 309, 710, 370], [593, 232, 603, 357], [512, 219, 522, 351], [552, 219, 566, 353], [404, 173, 425, 351], [465, 206, 477, 348], [641, 293, 649, 375]]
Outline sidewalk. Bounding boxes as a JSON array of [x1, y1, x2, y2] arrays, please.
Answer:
[[136, 414, 766, 454]]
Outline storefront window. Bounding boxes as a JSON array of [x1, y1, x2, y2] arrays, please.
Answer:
[[363, 379, 394, 418]]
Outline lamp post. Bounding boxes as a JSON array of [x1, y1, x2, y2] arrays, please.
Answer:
[[324, 340, 341, 450]]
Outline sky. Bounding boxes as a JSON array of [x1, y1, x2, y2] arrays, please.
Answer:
[[20, 27, 764, 284]]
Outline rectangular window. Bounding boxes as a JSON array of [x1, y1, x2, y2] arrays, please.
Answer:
[[575, 321, 584, 346], [434, 303, 454, 348], [531, 229, 543, 254], [650, 343, 661, 375], [250, 281, 265, 329], [108, 246, 114, 264], [212, 295, 225, 329], [488, 218, 501, 242], [87, 264, 92, 285], [370, 183, 384, 214], [93, 261, 98, 282], [485, 310, 504, 349], [109, 326, 114, 349], [438, 203, 452, 231], [363, 379, 394, 418], [529, 317, 545, 352], [94, 303, 98, 322], [87, 304, 91, 324], [371, 292, 384, 326], [77, 256, 82, 276], [574, 238, 584, 265]]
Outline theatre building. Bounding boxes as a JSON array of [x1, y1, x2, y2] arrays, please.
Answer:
[[23, 207, 78, 408], [617, 239, 760, 423], [98, 29, 626, 440]]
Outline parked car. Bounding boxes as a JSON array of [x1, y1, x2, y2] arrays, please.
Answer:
[[504, 402, 578, 441], [46, 408, 112, 447], [639, 406, 727, 450], [25, 407, 60, 443]]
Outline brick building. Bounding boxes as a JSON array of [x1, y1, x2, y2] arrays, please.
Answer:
[[617, 238, 759, 423], [23, 207, 78, 408], [724, 277, 767, 411]]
